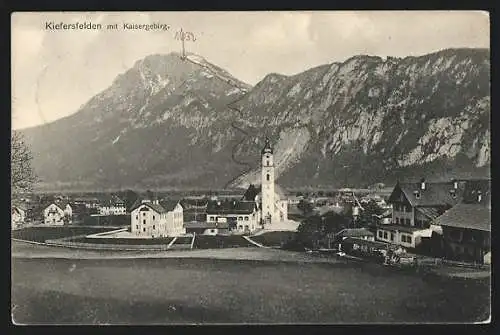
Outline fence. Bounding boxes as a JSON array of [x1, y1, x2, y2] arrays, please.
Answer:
[[42, 239, 171, 251]]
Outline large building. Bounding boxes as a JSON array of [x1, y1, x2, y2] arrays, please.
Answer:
[[376, 178, 465, 249], [130, 199, 184, 237], [434, 179, 491, 264], [206, 199, 259, 233]]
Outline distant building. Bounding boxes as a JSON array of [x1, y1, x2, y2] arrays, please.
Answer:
[[99, 195, 126, 215], [434, 179, 491, 264], [11, 202, 28, 229], [130, 199, 184, 237], [43, 201, 73, 225], [376, 178, 465, 249], [206, 199, 259, 233]]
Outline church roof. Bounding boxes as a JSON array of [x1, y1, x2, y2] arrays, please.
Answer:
[[261, 137, 273, 155], [242, 183, 288, 201]]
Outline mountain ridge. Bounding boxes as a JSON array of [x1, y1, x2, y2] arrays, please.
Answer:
[[21, 48, 490, 191]]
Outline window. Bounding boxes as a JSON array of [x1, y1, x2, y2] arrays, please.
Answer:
[[239, 225, 243, 230], [401, 235, 406, 243], [153, 225, 155, 230], [153, 215, 155, 220], [211, 229, 215, 233], [136, 225, 139, 229], [136, 215, 138, 220], [143, 220, 146, 225], [266, 174, 270, 181], [143, 212, 146, 216], [266, 160, 270, 166], [402, 205, 406, 212], [244, 216, 249, 221], [383, 232, 388, 239], [238, 217, 243, 221], [415, 191, 420, 199], [143, 228, 146, 232], [378, 231, 383, 238], [407, 236, 412, 244], [390, 233, 394, 241]]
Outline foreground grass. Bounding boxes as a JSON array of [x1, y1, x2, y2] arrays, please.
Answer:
[[250, 231, 297, 247], [11, 257, 490, 324], [11, 227, 116, 243]]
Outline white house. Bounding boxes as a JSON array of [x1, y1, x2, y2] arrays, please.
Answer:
[[43, 202, 73, 225], [99, 195, 126, 215], [206, 199, 260, 233], [11, 202, 28, 229], [130, 199, 185, 237]]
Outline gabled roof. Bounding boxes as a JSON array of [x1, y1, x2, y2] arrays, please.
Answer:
[[388, 181, 465, 207], [415, 207, 445, 220], [11, 201, 29, 211], [434, 203, 491, 232], [130, 199, 181, 213], [206, 200, 256, 215], [45, 201, 71, 211], [242, 183, 288, 201]]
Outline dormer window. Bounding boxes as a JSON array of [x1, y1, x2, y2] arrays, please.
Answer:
[[414, 190, 420, 199], [449, 189, 456, 198]]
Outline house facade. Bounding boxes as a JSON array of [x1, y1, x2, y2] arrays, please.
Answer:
[[376, 179, 465, 249], [43, 202, 73, 225], [206, 200, 260, 233], [99, 195, 126, 215], [433, 179, 491, 264], [11, 203, 27, 229], [130, 199, 185, 238]]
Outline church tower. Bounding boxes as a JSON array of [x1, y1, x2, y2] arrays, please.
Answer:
[[261, 137, 275, 225]]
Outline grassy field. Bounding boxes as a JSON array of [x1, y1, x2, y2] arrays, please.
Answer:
[[11, 257, 490, 324], [193, 235, 256, 249], [251, 231, 297, 247], [11, 227, 116, 243]]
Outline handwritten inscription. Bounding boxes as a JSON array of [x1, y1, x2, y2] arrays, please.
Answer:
[[175, 28, 197, 42]]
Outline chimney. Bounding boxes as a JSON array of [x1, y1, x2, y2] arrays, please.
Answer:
[[452, 179, 458, 190], [477, 190, 482, 203], [420, 178, 426, 191]]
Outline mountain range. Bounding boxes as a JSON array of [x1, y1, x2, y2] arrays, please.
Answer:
[[21, 48, 491, 191]]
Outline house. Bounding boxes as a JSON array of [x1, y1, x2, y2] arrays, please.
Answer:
[[11, 202, 28, 229], [130, 199, 185, 238], [433, 179, 491, 264], [99, 195, 126, 215], [43, 201, 73, 225], [206, 199, 259, 233], [288, 195, 303, 205], [376, 178, 465, 249]]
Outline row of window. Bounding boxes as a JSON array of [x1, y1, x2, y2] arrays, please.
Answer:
[[377, 230, 413, 244], [393, 204, 412, 212], [208, 216, 250, 221]]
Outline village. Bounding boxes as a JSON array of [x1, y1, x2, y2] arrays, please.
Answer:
[[11, 137, 491, 272]]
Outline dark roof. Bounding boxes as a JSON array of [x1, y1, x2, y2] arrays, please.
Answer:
[[415, 207, 444, 220], [261, 137, 273, 155], [130, 200, 181, 213], [241, 183, 288, 201], [183, 211, 207, 222], [434, 203, 491, 232], [242, 184, 260, 201], [389, 181, 465, 207], [206, 200, 256, 215], [180, 198, 208, 208], [100, 195, 125, 207], [336, 228, 374, 238], [11, 201, 29, 211]]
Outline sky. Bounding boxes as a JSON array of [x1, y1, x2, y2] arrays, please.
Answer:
[[11, 11, 490, 130]]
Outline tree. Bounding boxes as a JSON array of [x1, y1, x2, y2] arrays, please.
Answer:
[[11, 131, 37, 195]]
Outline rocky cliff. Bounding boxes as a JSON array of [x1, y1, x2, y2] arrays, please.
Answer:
[[22, 48, 490, 191]]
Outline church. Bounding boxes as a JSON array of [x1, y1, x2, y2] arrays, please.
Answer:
[[242, 138, 289, 226], [205, 138, 289, 233]]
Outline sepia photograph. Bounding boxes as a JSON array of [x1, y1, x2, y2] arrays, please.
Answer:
[[11, 11, 490, 325]]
